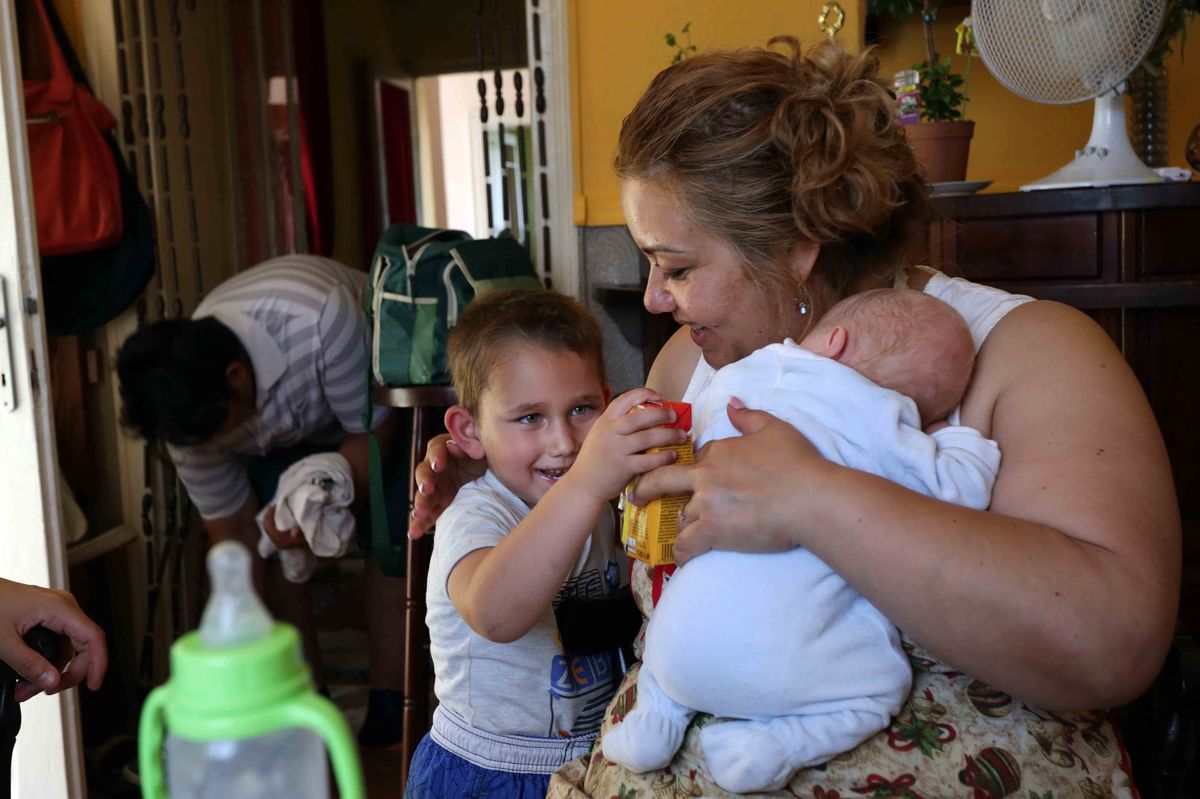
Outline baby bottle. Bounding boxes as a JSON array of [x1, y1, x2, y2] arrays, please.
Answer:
[[138, 540, 364, 799]]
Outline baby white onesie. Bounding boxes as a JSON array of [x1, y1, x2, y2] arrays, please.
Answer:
[[603, 342, 1000, 793]]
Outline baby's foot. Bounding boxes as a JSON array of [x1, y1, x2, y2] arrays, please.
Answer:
[[700, 719, 796, 794], [602, 706, 688, 773]]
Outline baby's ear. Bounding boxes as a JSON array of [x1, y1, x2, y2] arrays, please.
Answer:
[[810, 326, 849, 361], [445, 405, 486, 460]]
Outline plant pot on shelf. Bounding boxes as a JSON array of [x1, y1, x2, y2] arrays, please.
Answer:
[[905, 120, 975, 184]]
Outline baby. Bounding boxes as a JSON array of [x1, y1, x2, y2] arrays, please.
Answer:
[[603, 288, 1000, 793]]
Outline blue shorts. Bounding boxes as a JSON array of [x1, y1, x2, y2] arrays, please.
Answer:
[[404, 735, 551, 799], [405, 705, 597, 799]]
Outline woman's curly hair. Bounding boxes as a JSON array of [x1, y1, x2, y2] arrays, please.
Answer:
[[616, 37, 929, 321]]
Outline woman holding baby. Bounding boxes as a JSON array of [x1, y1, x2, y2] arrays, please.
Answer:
[[412, 37, 1179, 796]]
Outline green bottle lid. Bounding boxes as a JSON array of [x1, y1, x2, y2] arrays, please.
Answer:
[[162, 622, 313, 740], [137, 542, 364, 799]]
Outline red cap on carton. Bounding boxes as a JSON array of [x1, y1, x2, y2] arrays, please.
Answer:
[[636, 400, 691, 432]]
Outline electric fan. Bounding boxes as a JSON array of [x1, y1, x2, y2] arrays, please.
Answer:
[[971, 0, 1168, 191]]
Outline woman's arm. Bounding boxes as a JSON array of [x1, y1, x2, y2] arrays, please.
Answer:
[[638, 302, 1179, 710]]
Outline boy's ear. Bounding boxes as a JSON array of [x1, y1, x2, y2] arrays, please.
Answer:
[[603, 384, 613, 406], [445, 405, 486, 460], [811, 326, 849, 362]]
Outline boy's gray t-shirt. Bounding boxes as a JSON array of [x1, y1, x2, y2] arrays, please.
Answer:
[[427, 469, 626, 738]]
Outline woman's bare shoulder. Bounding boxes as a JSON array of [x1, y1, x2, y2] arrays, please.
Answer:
[[972, 299, 1178, 566], [645, 326, 700, 401]]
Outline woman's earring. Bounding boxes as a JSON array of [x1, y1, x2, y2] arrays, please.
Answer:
[[793, 295, 809, 315]]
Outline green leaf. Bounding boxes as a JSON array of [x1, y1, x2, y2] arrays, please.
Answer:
[[665, 32, 676, 46]]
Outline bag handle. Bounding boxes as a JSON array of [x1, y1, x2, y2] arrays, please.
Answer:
[[29, 0, 74, 103], [405, 228, 471, 255]]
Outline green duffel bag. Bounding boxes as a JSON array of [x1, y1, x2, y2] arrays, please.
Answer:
[[366, 224, 543, 387]]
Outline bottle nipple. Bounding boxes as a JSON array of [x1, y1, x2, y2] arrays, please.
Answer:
[[199, 540, 273, 647]]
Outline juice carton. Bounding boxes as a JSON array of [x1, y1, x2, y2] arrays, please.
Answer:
[[620, 401, 693, 566]]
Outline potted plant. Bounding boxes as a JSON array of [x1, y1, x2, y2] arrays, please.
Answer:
[[873, 0, 977, 183]]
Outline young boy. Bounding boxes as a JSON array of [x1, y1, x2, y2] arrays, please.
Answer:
[[405, 289, 688, 799], [604, 288, 1002, 793]]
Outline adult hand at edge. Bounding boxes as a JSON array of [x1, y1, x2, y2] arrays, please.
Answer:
[[0, 577, 108, 702], [408, 434, 487, 540], [630, 397, 831, 565]]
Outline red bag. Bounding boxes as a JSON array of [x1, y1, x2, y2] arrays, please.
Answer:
[[22, 0, 122, 255]]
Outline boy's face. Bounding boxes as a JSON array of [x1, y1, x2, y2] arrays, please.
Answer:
[[472, 345, 608, 506]]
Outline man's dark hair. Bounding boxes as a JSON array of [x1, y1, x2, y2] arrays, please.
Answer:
[[116, 317, 247, 447]]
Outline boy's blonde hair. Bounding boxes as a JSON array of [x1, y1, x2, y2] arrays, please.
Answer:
[[447, 288, 607, 411]]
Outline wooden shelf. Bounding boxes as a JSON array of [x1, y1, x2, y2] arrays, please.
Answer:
[[67, 524, 139, 567]]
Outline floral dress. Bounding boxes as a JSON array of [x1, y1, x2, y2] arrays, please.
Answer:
[[546, 562, 1137, 799]]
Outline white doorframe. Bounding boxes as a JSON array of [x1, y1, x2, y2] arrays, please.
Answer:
[[0, 1, 84, 796], [526, 0, 580, 298]]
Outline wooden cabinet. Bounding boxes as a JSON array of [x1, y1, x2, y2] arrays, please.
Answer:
[[594, 182, 1200, 630]]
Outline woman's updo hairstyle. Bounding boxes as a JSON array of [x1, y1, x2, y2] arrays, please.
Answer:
[[616, 37, 929, 319]]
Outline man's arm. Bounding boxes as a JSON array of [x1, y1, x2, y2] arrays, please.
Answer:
[[338, 410, 400, 514], [203, 492, 261, 547]]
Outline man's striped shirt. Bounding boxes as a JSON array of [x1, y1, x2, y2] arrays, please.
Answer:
[[167, 255, 390, 519]]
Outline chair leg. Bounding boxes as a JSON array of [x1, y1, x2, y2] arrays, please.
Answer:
[[399, 404, 447, 791]]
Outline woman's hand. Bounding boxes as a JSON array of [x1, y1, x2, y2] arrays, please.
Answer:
[[0, 578, 108, 702], [631, 397, 838, 564], [408, 434, 487, 539]]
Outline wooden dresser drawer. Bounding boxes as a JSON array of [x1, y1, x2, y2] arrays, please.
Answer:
[[1139, 208, 1200, 279], [943, 214, 1101, 283]]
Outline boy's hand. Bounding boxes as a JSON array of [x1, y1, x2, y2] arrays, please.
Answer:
[[561, 388, 689, 504]]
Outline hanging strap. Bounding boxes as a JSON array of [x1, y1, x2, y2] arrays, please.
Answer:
[[363, 284, 399, 574], [28, 0, 74, 103]]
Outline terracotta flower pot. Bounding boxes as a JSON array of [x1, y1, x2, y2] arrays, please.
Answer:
[[905, 120, 975, 184]]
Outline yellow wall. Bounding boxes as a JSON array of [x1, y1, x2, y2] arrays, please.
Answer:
[[571, 2, 1199, 224], [874, 12, 1200, 194], [570, 0, 865, 226]]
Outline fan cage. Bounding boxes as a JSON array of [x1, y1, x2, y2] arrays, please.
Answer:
[[972, 0, 1167, 104]]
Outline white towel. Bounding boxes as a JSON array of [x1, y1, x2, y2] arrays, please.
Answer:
[[256, 452, 356, 583]]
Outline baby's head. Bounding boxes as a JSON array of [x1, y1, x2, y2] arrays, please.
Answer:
[[798, 288, 974, 425]]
